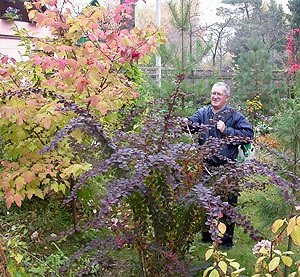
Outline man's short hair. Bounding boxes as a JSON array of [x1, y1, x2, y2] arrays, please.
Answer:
[[213, 82, 231, 96]]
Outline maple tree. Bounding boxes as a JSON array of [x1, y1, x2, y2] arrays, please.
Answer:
[[0, 0, 165, 209]]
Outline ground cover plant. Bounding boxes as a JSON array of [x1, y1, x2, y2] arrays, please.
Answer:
[[1, 0, 300, 276]]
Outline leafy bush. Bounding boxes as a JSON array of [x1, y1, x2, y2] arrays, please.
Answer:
[[35, 74, 299, 276]]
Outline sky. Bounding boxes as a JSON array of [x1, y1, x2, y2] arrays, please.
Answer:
[[73, 0, 290, 23], [77, 0, 289, 9], [132, 0, 290, 25]]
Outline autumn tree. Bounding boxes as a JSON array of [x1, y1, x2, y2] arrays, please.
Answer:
[[287, 0, 300, 77], [0, 0, 165, 209]]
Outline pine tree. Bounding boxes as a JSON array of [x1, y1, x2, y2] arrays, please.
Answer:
[[233, 37, 274, 114], [288, 0, 300, 29]]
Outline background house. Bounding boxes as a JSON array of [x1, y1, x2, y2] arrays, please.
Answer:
[[0, 0, 50, 60]]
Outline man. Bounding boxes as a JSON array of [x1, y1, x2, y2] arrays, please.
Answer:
[[183, 82, 254, 249]]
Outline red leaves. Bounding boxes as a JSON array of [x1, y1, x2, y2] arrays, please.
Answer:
[[121, 47, 141, 63], [76, 77, 89, 93], [60, 69, 74, 79], [286, 29, 300, 75]]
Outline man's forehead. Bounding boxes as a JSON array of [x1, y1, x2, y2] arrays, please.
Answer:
[[211, 85, 225, 91]]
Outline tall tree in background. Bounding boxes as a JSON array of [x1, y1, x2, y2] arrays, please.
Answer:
[[166, 0, 210, 71], [203, 6, 233, 69], [221, 0, 288, 69], [233, 37, 274, 113], [168, 0, 192, 72], [287, 0, 300, 80], [288, 0, 300, 29]]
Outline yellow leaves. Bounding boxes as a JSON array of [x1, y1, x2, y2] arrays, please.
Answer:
[[281, 255, 293, 267], [272, 219, 285, 233], [252, 218, 300, 276], [13, 253, 24, 264], [270, 216, 300, 246], [70, 129, 83, 142], [218, 261, 227, 274], [1, 150, 74, 208], [269, 256, 280, 272], [27, 188, 44, 200], [15, 176, 25, 191], [291, 225, 300, 246], [68, 21, 81, 34], [229, 261, 241, 270], [217, 222, 227, 235], [205, 248, 214, 261], [50, 182, 59, 192], [203, 267, 217, 277], [208, 269, 219, 277], [0, 0, 166, 212], [287, 216, 297, 236], [61, 163, 92, 178]]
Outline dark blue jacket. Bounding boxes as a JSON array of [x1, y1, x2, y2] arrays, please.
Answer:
[[187, 105, 254, 165]]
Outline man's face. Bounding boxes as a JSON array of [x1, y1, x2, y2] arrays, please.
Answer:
[[210, 85, 229, 111]]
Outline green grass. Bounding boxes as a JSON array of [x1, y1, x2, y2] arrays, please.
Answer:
[[188, 186, 300, 277]]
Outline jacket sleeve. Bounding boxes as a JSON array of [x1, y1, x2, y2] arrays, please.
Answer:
[[222, 112, 254, 138], [184, 108, 205, 133], [188, 108, 204, 124]]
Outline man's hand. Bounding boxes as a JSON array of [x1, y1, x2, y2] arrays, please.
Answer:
[[217, 120, 226, 133], [181, 118, 190, 133], [182, 118, 189, 124]]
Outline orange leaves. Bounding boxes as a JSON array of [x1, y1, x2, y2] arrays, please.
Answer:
[[257, 134, 280, 149], [3, 188, 25, 209], [86, 95, 108, 115], [0, 0, 165, 210], [21, 171, 36, 184], [11, 192, 25, 208], [1, 155, 68, 208]]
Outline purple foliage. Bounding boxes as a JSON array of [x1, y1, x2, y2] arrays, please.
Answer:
[[8, 86, 300, 275]]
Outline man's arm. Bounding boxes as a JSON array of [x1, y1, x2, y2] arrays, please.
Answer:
[[222, 113, 254, 138], [182, 108, 204, 134]]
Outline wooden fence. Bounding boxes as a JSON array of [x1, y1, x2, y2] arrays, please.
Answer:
[[141, 67, 286, 87]]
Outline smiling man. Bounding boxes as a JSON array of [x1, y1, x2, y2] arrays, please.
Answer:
[[182, 81, 254, 249], [184, 81, 254, 165]]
